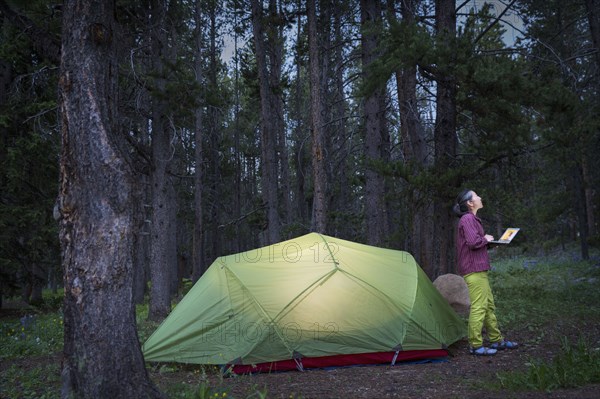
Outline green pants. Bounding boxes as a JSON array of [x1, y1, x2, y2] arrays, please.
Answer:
[[464, 271, 503, 348]]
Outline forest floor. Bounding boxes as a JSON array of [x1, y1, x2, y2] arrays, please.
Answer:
[[148, 319, 600, 398]]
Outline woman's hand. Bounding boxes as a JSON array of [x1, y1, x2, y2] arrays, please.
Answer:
[[484, 234, 494, 242]]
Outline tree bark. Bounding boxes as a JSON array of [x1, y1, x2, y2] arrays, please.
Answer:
[[133, 195, 149, 305], [386, 0, 434, 270], [394, 0, 428, 166], [232, 0, 243, 253], [268, 0, 292, 230], [361, 0, 389, 246], [0, 58, 11, 106], [308, 0, 328, 233], [58, 0, 163, 397], [133, 128, 151, 305], [331, 0, 352, 237], [292, 0, 309, 225], [251, 0, 281, 245], [205, 0, 223, 267], [585, 0, 600, 72], [192, 0, 205, 281], [148, 0, 177, 321], [573, 165, 590, 260], [432, 0, 458, 278], [581, 157, 596, 238], [584, 0, 599, 238], [0, 58, 9, 171]]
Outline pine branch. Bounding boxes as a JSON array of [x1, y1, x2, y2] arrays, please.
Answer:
[[0, 0, 61, 63], [473, 0, 518, 46], [218, 206, 266, 229]]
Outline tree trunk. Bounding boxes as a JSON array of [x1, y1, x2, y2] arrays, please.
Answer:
[[308, 0, 328, 233], [585, 0, 600, 72], [573, 165, 590, 260], [166, 3, 182, 297], [133, 175, 150, 305], [331, 0, 351, 237], [205, 0, 222, 266], [58, 0, 163, 397], [432, 0, 458, 279], [29, 269, 44, 304], [361, 0, 388, 246], [584, 0, 599, 238], [232, 0, 243, 253], [582, 157, 596, 238], [0, 58, 11, 105], [391, 0, 434, 274], [133, 221, 149, 304], [393, 0, 427, 166], [148, 0, 176, 321], [0, 59, 9, 171], [192, 0, 205, 282], [293, 0, 309, 226], [130, 139, 150, 305], [269, 0, 292, 230], [251, 0, 281, 245]]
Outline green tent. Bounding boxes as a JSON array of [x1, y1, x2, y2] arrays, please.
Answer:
[[142, 233, 465, 372]]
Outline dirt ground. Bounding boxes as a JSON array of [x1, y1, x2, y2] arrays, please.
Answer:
[[150, 321, 600, 399]]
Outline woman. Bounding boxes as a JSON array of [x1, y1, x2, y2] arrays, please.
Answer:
[[453, 189, 518, 356]]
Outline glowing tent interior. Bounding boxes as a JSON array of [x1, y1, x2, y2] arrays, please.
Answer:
[[142, 233, 465, 373]]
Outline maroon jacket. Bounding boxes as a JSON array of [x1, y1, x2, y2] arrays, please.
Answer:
[[456, 213, 491, 276]]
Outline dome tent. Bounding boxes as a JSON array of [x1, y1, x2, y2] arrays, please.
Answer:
[[142, 233, 465, 373]]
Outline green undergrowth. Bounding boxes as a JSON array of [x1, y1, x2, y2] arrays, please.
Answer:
[[483, 250, 600, 393], [489, 254, 600, 332], [0, 296, 63, 398], [1, 363, 61, 399], [495, 336, 600, 392], [0, 310, 63, 361], [164, 381, 270, 399]]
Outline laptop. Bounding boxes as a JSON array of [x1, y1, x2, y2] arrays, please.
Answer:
[[489, 228, 520, 244]]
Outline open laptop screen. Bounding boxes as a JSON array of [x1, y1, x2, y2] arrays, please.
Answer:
[[489, 228, 520, 244]]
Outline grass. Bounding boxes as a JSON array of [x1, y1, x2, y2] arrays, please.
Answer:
[[485, 249, 600, 392], [489, 253, 600, 332], [0, 291, 63, 399], [495, 336, 600, 392], [1, 363, 60, 399], [164, 382, 269, 399], [1, 248, 599, 397], [0, 311, 63, 360]]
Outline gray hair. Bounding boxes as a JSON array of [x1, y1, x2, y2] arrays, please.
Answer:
[[452, 189, 473, 217]]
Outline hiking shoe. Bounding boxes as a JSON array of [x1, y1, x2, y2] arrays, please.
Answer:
[[490, 340, 519, 350], [470, 346, 497, 356]]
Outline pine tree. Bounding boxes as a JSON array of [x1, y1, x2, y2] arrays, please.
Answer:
[[58, 0, 164, 395]]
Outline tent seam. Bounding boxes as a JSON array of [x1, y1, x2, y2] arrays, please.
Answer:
[[221, 262, 297, 361]]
